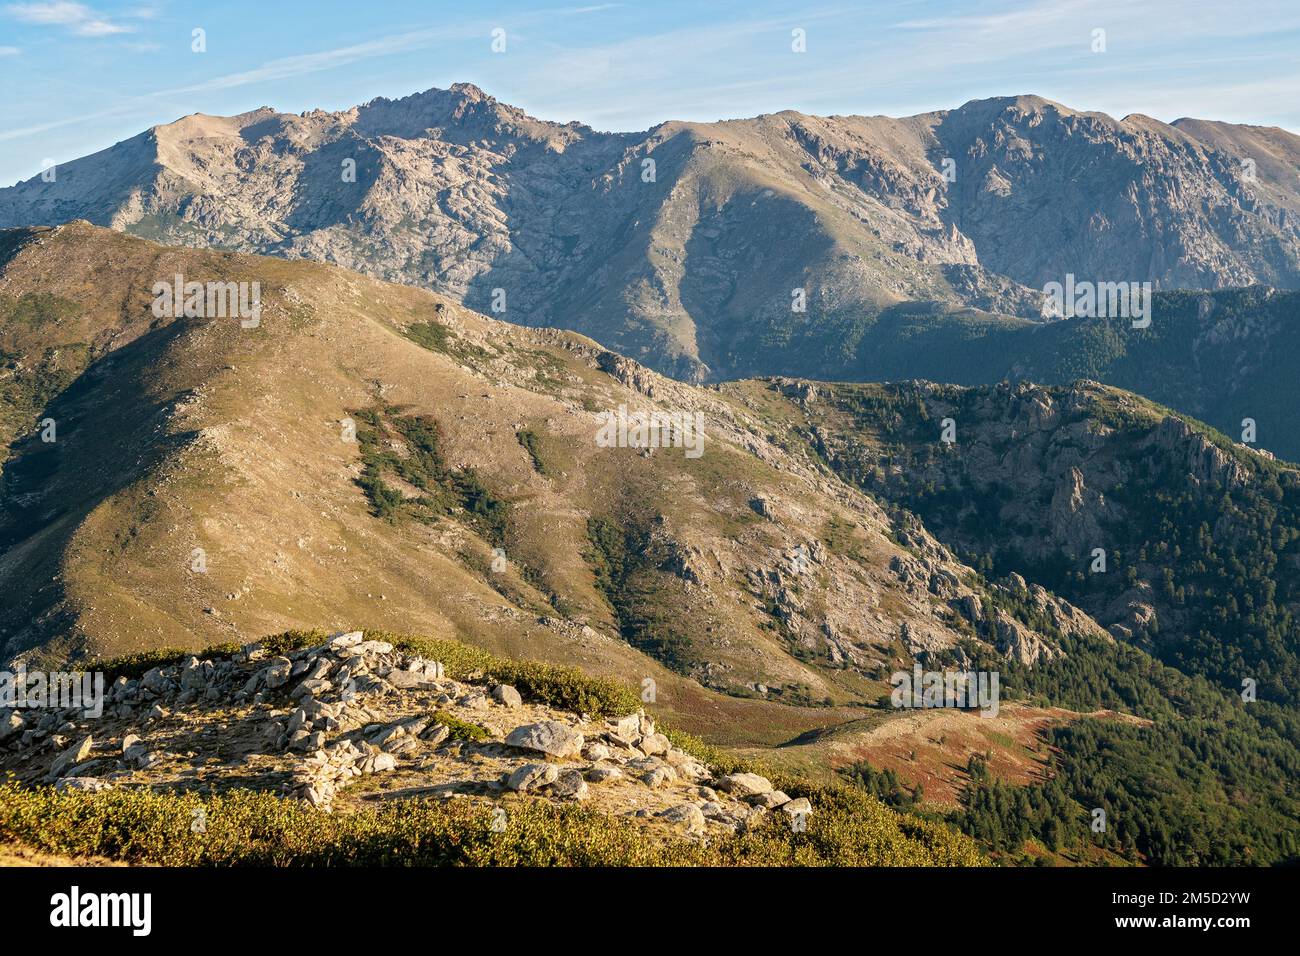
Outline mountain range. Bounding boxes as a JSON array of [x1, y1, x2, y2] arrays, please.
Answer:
[[3, 84, 1300, 866], [3, 83, 1300, 388]]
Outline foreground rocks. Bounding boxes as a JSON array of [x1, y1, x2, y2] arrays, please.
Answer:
[[0, 633, 793, 840]]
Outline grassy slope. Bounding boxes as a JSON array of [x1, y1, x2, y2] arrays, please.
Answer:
[[0, 222, 1032, 755]]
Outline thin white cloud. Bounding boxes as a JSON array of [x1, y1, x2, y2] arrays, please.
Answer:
[[165, 29, 477, 95], [5, 1, 131, 36], [0, 13, 530, 142], [0, 45, 21, 55]]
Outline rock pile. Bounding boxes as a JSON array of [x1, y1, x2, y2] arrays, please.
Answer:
[[0, 633, 806, 840]]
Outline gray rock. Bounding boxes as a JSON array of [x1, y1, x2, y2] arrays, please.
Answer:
[[0, 712, 24, 741], [638, 732, 670, 756], [263, 658, 293, 689], [398, 715, 432, 736], [548, 769, 589, 801], [505, 721, 584, 759], [658, 803, 706, 831], [179, 657, 208, 691], [508, 762, 560, 791], [48, 735, 94, 780], [715, 772, 773, 796], [385, 670, 438, 690], [141, 667, 169, 695], [420, 723, 451, 747], [123, 744, 156, 769], [327, 631, 364, 650], [491, 684, 523, 708], [608, 713, 641, 743], [781, 797, 813, 818], [641, 767, 674, 789], [585, 766, 623, 784], [358, 752, 397, 773], [582, 742, 611, 761], [368, 723, 405, 747], [746, 790, 792, 809]]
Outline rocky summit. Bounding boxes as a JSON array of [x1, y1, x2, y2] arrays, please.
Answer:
[[3, 86, 1298, 382]]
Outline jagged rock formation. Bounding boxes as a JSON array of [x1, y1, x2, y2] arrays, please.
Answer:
[[0, 632, 787, 837], [3, 86, 1298, 382]]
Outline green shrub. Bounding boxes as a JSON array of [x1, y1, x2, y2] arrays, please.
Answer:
[[516, 429, 548, 475], [0, 782, 984, 867], [430, 710, 490, 742]]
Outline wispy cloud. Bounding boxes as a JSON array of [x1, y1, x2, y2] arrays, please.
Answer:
[[0, 17, 502, 142], [0, 45, 21, 55], [5, 1, 132, 36], [170, 31, 475, 94]]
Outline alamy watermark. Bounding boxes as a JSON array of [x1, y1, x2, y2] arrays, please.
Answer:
[[1042, 274, 1151, 328], [151, 273, 261, 328], [0, 666, 105, 718], [890, 665, 1000, 718], [595, 404, 705, 458]]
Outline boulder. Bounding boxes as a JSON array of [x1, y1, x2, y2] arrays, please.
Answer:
[[263, 658, 293, 689], [421, 723, 451, 747], [505, 721, 584, 759], [609, 713, 641, 741], [638, 733, 670, 756], [782, 797, 813, 818], [548, 769, 589, 801], [48, 735, 93, 779], [491, 684, 523, 708], [0, 712, 25, 741], [507, 762, 560, 792], [641, 767, 674, 789], [585, 766, 622, 784], [658, 804, 706, 832], [327, 631, 364, 650], [141, 667, 169, 695], [746, 790, 792, 809], [715, 772, 773, 796]]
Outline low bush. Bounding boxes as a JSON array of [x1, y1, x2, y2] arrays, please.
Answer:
[[0, 782, 984, 867]]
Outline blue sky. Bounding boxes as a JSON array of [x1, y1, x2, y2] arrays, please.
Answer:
[[1, 0, 1299, 185]]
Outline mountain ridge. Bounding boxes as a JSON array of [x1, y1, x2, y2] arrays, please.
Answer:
[[4, 85, 1298, 384]]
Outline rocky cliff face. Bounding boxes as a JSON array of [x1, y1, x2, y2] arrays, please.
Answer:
[[3, 87, 1298, 382], [801, 378, 1300, 692]]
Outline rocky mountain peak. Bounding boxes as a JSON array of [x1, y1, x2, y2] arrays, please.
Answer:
[[2, 86, 1299, 383]]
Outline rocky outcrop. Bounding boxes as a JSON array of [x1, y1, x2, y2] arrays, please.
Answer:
[[1150, 417, 1249, 490], [0, 633, 783, 838]]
